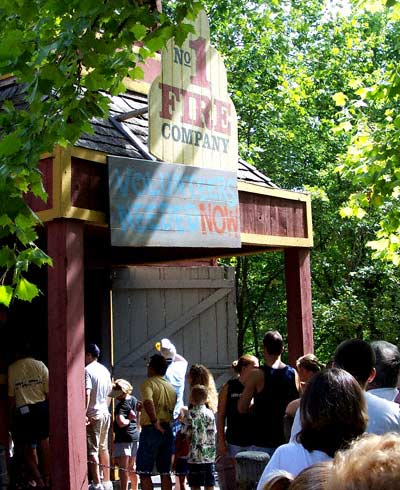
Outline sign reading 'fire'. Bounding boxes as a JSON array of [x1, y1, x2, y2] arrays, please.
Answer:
[[149, 10, 238, 171]]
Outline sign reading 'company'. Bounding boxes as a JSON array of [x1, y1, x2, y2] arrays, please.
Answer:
[[149, 10, 238, 171], [108, 157, 241, 248]]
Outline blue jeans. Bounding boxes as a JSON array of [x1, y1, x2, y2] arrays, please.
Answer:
[[187, 463, 215, 487], [136, 424, 173, 475]]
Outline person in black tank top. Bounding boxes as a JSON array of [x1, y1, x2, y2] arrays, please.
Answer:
[[238, 331, 299, 456], [216, 355, 259, 490], [253, 364, 298, 448]]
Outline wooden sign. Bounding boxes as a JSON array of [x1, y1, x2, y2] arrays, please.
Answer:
[[108, 157, 241, 248], [149, 10, 238, 171]]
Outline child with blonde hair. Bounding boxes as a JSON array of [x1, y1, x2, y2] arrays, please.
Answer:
[[181, 384, 216, 490]]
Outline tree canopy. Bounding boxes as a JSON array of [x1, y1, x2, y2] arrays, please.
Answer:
[[334, 0, 400, 264], [0, 0, 201, 306], [205, 0, 400, 360]]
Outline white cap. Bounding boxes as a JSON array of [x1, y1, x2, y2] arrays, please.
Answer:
[[156, 338, 176, 360]]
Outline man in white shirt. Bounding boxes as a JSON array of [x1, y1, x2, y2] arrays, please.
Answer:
[[156, 339, 188, 422], [291, 339, 400, 441], [368, 340, 400, 402], [85, 343, 113, 490], [334, 339, 400, 434]]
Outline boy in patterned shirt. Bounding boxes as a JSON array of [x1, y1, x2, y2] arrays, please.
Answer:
[[181, 384, 216, 490]]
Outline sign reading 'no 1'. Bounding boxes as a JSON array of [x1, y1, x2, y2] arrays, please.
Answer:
[[149, 10, 238, 172]]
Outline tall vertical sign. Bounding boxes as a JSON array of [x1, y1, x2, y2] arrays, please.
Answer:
[[109, 10, 241, 248], [149, 10, 238, 171]]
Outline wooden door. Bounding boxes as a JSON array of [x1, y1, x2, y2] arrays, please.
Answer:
[[111, 266, 237, 399]]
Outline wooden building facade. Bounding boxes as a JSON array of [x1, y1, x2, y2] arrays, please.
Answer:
[[0, 61, 313, 490]]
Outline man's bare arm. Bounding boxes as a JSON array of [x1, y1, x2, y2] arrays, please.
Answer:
[[85, 388, 91, 411], [237, 370, 263, 413], [216, 383, 228, 455]]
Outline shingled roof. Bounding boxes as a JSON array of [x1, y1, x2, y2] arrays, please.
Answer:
[[1, 76, 278, 189]]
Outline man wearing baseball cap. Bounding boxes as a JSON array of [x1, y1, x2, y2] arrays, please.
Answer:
[[156, 338, 188, 424]]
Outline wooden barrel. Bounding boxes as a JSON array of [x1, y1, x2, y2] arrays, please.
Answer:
[[0, 445, 7, 490], [235, 451, 270, 490]]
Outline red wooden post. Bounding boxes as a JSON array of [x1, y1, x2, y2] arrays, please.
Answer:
[[47, 219, 88, 490], [284, 247, 313, 366]]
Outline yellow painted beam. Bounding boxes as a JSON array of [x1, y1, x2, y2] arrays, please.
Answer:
[[60, 146, 72, 217], [71, 147, 107, 164], [123, 78, 151, 95], [65, 206, 107, 225], [240, 233, 313, 248], [238, 181, 310, 202]]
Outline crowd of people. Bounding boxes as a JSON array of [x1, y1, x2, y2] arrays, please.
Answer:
[[7, 332, 400, 490]]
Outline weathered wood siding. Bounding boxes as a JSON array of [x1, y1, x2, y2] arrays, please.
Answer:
[[112, 266, 237, 398], [239, 191, 308, 238]]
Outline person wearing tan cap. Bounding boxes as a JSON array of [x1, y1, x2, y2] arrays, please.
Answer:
[[109, 379, 141, 490]]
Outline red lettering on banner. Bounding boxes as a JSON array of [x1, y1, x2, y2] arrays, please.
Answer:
[[160, 82, 231, 135], [181, 91, 212, 130], [181, 89, 198, 126], [227, 206, 239, 234], [200, 203, 214, 234], [199, 203, 239, 236], [213, 100, 231, 135], [213, 205, 226, 234], [159, 83, 181, 120], [189, 37, 211, 89]]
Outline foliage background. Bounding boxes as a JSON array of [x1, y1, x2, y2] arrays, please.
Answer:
[[204, 0, 400, 363]]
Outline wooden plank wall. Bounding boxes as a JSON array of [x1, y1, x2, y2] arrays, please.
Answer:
[[239, 191, 308, 238], [111, 266, 237, 399]]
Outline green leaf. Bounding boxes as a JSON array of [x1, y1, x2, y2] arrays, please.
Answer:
[[355, 207, 366, 219], [340, 206, 354, 218], [0, 285, 13, 307], [332, 92, 347, 107], [0, 132, 22, 156], [131, 24, 147, 41], [128, 66, 144, 81], [14, 276, 39, 301], [0, 246, 16, 268], [362, 0, 385, 14], [0, 30, 23, 61], [145, 36, 166, 53], [0, 215, 13, 227], [368, 239, 389, 252]]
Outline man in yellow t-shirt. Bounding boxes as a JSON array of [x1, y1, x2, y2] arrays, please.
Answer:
[[8, 343, 50, 487], [136, 354, 176, 490]]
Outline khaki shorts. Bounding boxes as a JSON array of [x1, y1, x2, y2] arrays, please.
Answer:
[[87, 413, 111, 455]]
